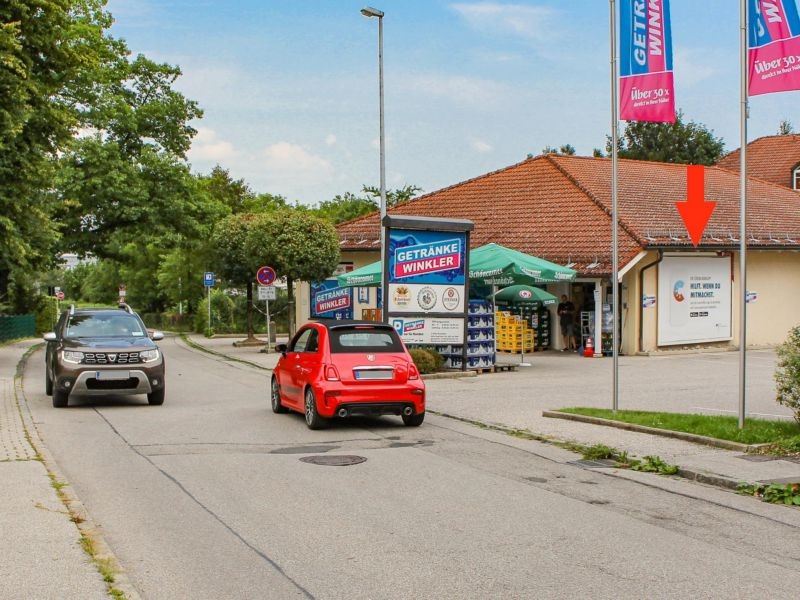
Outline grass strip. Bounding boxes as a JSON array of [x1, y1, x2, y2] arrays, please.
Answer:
[[179, 333, 271, 372], [557, 408, 800, 451]]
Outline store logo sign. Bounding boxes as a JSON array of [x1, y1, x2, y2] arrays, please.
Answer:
[[394, 239, 461, 279]]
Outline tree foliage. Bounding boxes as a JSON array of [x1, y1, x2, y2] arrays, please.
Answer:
[[778, 119, 795, 135], [362, 184, 422, 208], [540, 144, 576, 156], [604, 111, 725, 165]]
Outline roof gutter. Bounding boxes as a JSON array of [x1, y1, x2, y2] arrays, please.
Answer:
[[638, 250, 663, 354]]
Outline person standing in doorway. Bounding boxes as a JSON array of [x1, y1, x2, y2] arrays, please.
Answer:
[[557, 294, 576, 351]]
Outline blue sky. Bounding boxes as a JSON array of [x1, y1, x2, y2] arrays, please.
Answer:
[[107, 1, 799, 205]]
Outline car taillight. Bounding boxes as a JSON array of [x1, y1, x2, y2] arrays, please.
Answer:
[[325, 365, 340, 381], [408, 363, 420, 380]]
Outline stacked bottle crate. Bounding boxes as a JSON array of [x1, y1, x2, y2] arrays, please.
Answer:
[[434, 300, 495, 369], [495, 311, 534, 353]]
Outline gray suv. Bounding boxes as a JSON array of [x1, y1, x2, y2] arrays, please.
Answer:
[[43, 305, 166, 408]]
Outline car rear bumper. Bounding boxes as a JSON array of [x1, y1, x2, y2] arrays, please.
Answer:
[[315, 382, 425, 418]]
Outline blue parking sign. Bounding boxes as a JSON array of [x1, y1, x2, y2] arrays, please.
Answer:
[[204, 272, 215, 287]]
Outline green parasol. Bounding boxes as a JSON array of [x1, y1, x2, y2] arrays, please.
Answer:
[[469, 243, 576, 286], [491, 284, 559, 308], [337, 261, 382, 287]]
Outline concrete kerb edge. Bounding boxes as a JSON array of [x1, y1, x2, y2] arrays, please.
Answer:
[[542, 410, 758, 452], [180, 333, 272, 372], [14, 344, 144, 600]]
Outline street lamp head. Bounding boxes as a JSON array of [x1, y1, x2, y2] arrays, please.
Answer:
[[361, 6, 384, 18]]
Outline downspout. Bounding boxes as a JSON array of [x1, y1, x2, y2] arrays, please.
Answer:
[[638, 250, 663, 353]]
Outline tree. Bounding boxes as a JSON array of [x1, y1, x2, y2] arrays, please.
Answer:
[[315, 192, 377, 224], [541, 144, 576, 156], [778, 119, 795, 135], [247, 210, 340, 336], [604, 111, 725, 165], [362, 184, 422, 208], [0, 0, 120, 307]]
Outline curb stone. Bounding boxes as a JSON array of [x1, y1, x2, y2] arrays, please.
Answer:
[[15, 345, 143, 600], [542, 410, 768, 453]]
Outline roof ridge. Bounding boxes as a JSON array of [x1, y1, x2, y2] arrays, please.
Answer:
[[718, 133, 800, 161], [712, 162, 800, 194], [544, 155, 646, 247]]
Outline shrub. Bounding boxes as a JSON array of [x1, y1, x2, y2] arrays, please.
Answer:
[[408, 348, 437, 374], [193, 290, 236, 333], [34, 296, 59, 334], [419, 346, 445, 371], [775, 325, 800, 424]]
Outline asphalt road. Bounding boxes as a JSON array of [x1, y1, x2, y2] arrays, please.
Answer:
[[23, 336, 800, 599]]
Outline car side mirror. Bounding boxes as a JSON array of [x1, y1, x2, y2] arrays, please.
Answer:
[[43, 332, 57, 342], [150, 330, 164, 341], [275, 343, 288, 355]]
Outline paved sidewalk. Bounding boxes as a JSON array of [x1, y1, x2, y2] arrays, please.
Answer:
[[184, 334, 800, 491], [0, 340, 108, 600]]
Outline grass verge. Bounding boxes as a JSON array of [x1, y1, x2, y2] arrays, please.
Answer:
[[557, 408, 800, 454]]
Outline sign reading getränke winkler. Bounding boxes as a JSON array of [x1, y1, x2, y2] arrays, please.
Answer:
[[619, 0, 676, 123], [749, 1, 800, 95]]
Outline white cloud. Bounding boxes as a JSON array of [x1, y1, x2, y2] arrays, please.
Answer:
[[325, 134, 337, 146], [470, 139, 493, 153], [450, 2, 557, 41], [674, 48, 717, 87], [189, 127, 236, 162], [404, 74, 507, 108], [262, 142, 333, 184]]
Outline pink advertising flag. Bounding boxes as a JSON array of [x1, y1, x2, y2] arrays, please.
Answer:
[[619, 0, 676, 123], [749, 1, 800, 95]]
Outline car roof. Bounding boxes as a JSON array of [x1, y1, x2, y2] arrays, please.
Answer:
[[69, 308, 139, 317], [309, 319, 396, 331]]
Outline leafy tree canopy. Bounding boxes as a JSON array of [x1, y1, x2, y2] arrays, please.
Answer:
[[603, 110, 725, 165], [362, 184, 422, 208], [540, 144, 576, 156]]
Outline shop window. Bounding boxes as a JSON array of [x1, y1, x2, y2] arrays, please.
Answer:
[[794, 166, 800, 190]]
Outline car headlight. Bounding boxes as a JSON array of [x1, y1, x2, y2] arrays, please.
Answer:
[[62, 351, 84, 364], [140, 349, 159, 363]]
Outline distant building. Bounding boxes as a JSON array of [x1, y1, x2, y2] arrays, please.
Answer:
[[717, 134, 800, 191]]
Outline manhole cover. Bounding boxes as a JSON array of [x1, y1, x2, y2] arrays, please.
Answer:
[[299, 455, 367, 467]]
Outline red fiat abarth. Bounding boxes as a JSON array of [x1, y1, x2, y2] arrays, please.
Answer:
[[270, 320, 426, 430]]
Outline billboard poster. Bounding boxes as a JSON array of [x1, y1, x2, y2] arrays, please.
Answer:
[[310, 280, 353, 320], [388, 283, 465, 314], [748, 0, 800, 95], [657, 256, 732, 346], [390, 317, 465, 345], [619, 0, 676, 122], [388, 229, 467, 286]]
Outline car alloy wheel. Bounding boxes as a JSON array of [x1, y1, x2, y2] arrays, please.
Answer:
[[271, 377, 287, 413], [304, 388, 328, 430]]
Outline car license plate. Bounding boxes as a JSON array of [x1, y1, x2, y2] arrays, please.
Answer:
[[354, 369, 393, 380], [95, 371, 130, 380]]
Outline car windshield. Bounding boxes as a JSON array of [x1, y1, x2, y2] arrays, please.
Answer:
[[329, 327, 403, 353], [66, 314, 146, 338]]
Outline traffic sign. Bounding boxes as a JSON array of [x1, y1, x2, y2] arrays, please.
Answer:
[[56, 291, 65, 301], [256, 266, 276, 286], [204, 272, 215, 287], [258, 286, 276, 301]]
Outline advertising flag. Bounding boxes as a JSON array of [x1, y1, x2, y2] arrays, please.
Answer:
[[749, 0, 800, 95], [619, 0, 676, 122]]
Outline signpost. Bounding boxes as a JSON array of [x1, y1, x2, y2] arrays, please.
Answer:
[[204, 272, 215, 332], [257, 266, 276, 350]]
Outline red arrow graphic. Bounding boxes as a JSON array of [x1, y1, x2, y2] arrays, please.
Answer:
[[676, 165, 716, 247]]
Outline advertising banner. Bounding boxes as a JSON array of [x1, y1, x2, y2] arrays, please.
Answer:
[[748, 0, 800, 95], [619, 0, 676, 122], [390, 317, 465, 345], [388, 283, 465, 314], [310, 280, 353, 320], [388, 230, 466, 286], [657, 256, 732, 346]]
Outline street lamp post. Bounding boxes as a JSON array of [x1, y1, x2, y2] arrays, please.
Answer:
[[361, 6, 387, 322]]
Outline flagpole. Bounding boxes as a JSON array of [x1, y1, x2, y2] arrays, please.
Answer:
[[610, 0, 620, 414], [738, 0, 748, 429]]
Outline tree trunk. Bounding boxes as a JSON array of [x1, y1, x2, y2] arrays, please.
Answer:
[[246, 280, 255, 340], [287, 277, 295, 338]]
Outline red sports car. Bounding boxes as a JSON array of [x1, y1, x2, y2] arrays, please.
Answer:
[[271, 320, 426, 429]]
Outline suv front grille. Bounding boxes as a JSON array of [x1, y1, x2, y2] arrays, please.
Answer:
[[83, 352, 141, 365]]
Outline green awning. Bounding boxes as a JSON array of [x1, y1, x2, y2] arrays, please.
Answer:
[[469, 243, 576, 286], [337, 261, 382, 287]]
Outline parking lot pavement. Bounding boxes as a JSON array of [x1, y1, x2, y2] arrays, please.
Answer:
[[0, 340, 108, 600], [182, 335, 800, 488]]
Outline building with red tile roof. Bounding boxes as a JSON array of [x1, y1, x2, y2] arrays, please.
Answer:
[[298, 154, 800, 354], [717, 134, 800, 190]]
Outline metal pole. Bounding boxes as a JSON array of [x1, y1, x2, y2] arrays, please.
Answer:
[[266, 298, 271, 352], [739, 0, 748, 429], [207, 285, 211, 332], [610, 0, 620, 413], [378, 13, 388, 322]]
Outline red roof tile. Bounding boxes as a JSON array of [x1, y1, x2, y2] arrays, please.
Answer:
[[717, 134, 800, 189], [337, 154, 800, 276]]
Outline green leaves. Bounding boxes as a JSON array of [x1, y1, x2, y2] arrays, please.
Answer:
[[737, 482, 800, 505], [775, 325, 800, 425]]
